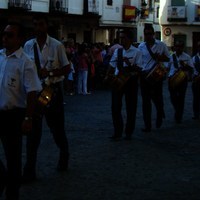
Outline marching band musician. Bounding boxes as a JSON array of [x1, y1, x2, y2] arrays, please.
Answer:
[[104, 28, 142, 140], [167, 40, 194, 123], [0, 22, 42, 200], [22, 14, 71, 183], [138, 25, 170, 132], [191, 41, 200, 120]]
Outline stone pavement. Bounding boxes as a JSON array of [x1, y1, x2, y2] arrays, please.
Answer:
[[1, 81, 200, 200]]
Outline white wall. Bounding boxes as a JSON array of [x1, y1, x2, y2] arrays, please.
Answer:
[[0, 0, 7, 8], [32, 0, 49, 13], [68, 0, 83, 14]]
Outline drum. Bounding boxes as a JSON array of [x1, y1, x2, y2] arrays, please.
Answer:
[[146, 63, 166, 83], [105, 70, 135, 91], [168, 70, 187, 89], [37, 85, 54, 106], [35, 84, 55, 118]]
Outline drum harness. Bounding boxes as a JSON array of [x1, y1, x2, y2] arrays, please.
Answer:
[[144, 43, 166, 83], [33, 43, 57, 116], [145, 42, 157, 73]]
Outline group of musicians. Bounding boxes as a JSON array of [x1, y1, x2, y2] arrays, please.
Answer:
[[106, 25, 198, 140]]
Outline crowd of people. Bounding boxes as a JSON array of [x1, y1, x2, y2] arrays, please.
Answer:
[[0, 13, 200, 200]]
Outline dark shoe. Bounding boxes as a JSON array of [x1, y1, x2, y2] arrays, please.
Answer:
[[141, 128, 151, 132]]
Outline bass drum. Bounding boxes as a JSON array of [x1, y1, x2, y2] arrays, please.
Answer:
[[168, 70, 187, 89]]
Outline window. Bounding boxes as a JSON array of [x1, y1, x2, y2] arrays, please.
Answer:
[[156, 6, 159, 18], [173, 34, 186, 49], [149, 0, 153, 11], [171, 0, 185, 6], [107, 0, 113, 6]]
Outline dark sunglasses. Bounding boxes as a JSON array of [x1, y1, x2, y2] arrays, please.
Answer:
[[2, 31, 15, 38]]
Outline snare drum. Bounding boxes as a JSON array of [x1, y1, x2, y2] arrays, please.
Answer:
[[37, 85, 54, 106], [168, 70, 187, 89], [108, 72, 132, 91], [35, 84, 55, 118], [146, 63, 166, 83]]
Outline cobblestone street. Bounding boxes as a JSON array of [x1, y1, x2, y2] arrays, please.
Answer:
[[1, 81, 200, 200]]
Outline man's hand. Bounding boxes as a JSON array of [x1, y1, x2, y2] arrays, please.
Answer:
[[39, 68, 49, 79]]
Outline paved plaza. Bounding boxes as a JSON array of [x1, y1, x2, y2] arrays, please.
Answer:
[[1, 81, 200, 200]]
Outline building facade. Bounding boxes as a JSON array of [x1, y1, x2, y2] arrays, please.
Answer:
[[160, 0, 200, 55], [0, 0, 161, 45]]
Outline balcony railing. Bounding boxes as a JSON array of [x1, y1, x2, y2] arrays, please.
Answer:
[[167, 6, 187, 22], [50, 0, 68, 13], [8, 0, 32, 10]]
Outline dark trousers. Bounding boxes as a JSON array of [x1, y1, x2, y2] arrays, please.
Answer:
[[192, 79, 200, 118], [111, 76, 138, 137], [0, 108, 25, 200], [140, 76, 164, 129], [0, 159, 6, 196], [24, 83, 69, 174], [168, 79, 188, 121]]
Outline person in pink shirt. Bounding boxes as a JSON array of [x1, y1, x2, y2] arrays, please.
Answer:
[[77, 43, 90, 95]]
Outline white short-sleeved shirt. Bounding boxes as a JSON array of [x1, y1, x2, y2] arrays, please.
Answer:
[[109, 45, 142, 75], [138, 39, 170, 72], [23, 35, 69, 83], [167, 52, 194, 77], [0, 47, 42, 110], [192, 53, 200, 76]]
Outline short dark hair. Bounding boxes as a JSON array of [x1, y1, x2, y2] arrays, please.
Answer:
[[6, 21, 25, 38], [144, 25, 154, 33], [120, 28, 134, 40]]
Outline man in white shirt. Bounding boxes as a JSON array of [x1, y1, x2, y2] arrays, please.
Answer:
[[0, 22, 42, 200], [167, 40, 194, 123], [138, 25, 170, 132], [105, 28, 142, 140], [191, 42, 200, 120], [22, 14, 71, 183]]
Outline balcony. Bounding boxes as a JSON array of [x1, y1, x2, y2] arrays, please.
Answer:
[[8, 0, 32, 10], [50, 0, 68, 13], [167, 6, 187, 22]]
